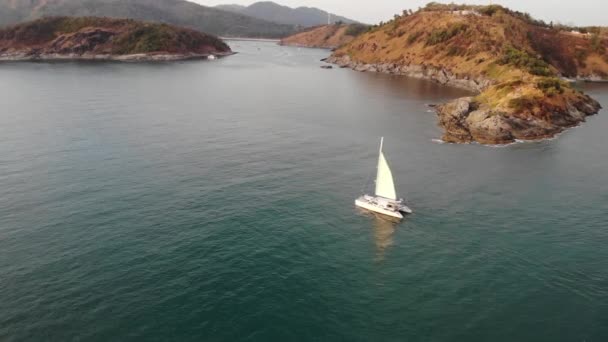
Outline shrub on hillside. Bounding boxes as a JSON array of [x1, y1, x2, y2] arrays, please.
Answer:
[[423, 2, 470, 12], [590, 33, 605, 53], [345, 24, 368, 37], [537, 78, 565, 95], [426, 23, 468, 46], [406, 31, 423, 45], [446, 46, 467, 56], [477, 5, 503, 16], [499, 46, 553, 76]]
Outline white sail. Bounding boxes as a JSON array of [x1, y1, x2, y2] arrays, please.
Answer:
[[375, 138, 397, 200]]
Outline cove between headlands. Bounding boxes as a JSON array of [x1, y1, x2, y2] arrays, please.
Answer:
[[2, 3, 607, 146], [0, 17, 233, 62], [319, 3, 607, 145]]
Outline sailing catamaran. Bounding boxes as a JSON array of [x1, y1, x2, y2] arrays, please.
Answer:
[[355, 137, 412, 219]]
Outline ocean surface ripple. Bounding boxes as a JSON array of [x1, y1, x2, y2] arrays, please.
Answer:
[[1, 42, 608, 341]]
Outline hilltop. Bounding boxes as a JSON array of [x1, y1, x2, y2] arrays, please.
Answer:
[[0, 0, 296, 38], [328, 3, 607, 144], [280, 24, 368, 49], [216, 1, 358, 28], [0, 17, 232, 62]]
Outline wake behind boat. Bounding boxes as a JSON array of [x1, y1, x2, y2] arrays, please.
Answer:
[[355, 137, 412, 219]]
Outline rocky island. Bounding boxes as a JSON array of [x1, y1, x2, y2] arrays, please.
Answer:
[[280, 24, 368, 49], [0, 17, 233, 62], [327, 3, 607, 144]]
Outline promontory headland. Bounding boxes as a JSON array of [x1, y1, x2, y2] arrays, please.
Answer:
[[0, 17, 233, 62], [327, 3, 607, 144], [280, 24, 368, 49]]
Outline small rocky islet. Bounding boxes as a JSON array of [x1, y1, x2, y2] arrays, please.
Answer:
[[326, 3, 607, 145], [0, 17, 233, 62]]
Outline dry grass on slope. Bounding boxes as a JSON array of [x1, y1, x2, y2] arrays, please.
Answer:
[[280, 23, 368, 49], [333, 4, 607, 116]]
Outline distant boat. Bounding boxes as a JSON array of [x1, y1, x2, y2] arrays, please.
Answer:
[[207, 55, 217, 60], [355, 137, 412, 219]]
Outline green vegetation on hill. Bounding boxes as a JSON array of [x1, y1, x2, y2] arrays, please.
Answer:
[[498, 46, 552, 76], [0, 0, 296, 38], [0, 17, 231, 57], [425, 23, 468, 46], [344, 24, 369, 37]]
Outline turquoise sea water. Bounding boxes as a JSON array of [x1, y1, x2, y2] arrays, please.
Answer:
[[1, 41, 607, 341]]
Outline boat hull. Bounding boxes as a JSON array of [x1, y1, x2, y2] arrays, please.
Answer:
[[400, 204, 413, 214], [355, 198, 404, 219]]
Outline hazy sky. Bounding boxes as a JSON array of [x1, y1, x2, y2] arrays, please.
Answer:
[[194, 0, 607, 26]]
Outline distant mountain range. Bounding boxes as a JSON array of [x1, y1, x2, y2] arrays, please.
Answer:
[[0, 0, 358, 38], [216, 1, 358, 27], [0, 0, 296, 38]]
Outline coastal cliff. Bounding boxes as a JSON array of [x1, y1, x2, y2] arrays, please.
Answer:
[[0, 17, 233, 62], [329, 3, 607, 144], [280, 24, 368, 49]]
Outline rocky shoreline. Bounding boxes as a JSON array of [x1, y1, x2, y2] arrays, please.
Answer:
[[327, 55, 602, 145], [0, 51, 235, 62], [435, 96, 601, 144], [326, 55, 492, 92], [279, 42, 333, 49]]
